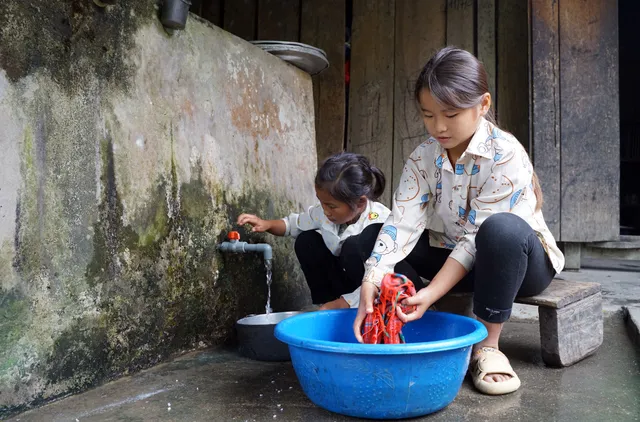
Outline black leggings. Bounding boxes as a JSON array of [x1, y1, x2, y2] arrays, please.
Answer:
[[355, 213, 556, 323], [294, 226, 424, 304]]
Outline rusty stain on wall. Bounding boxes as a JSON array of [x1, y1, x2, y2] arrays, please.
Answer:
[[229, 68, 287, 144]]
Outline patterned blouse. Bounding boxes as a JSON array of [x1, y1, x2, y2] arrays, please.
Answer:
[[342, 117, 564, 307]]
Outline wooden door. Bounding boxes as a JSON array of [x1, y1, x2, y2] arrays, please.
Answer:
[[531, 0, 619, 242]]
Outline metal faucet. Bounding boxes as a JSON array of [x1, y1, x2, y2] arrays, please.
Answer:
[[217, 231, 273, 261]]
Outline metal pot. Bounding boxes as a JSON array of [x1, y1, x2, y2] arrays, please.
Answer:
[[236, 311, 301, 361]]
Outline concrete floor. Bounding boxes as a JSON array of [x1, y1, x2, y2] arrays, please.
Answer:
[[6, 264, 640, 422], [7, 319, 639, 422]]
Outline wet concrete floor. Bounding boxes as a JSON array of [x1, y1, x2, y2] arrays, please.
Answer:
[[8, 319, 639, 422]]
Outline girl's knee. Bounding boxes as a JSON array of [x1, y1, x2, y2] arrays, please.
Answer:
[[294, 230, 322, 254], [340, 235, 360, 260], [476, 213, 529, 248], [358, 224, 383, 250], [350, 223, 383, 260]]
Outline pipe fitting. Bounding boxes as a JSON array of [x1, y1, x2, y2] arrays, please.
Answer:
[[217, 231, 273, 261]]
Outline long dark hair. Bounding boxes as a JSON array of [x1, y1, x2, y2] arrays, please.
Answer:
[[315, 152, 385, 209], [414, 46, 495, 123], [414, 46, 543, 210]]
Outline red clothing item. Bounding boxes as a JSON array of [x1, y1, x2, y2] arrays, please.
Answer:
[[361, 273, 416, 344]]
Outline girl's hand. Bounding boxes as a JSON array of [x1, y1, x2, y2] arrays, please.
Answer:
[[396, 288, 435, 323], [319, 297, 349, 310], [352, 282, 378, 343], [237, 213, 271, 233]]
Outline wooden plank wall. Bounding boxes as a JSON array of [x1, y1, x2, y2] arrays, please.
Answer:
[[347, 0, 396, 205], [348, 0, 526, 207], [477, 0, 496, 118], [446, 0, 475, 53], [257, 0, 300, 41], [497, 0, 530, 151], [392, 0, 446, 191], [224, 0, 257, 40], [530, 0, 620, 242], [531, 0, 561, 238], [557, 0, 619, 241], [301, 0, 346, 164]]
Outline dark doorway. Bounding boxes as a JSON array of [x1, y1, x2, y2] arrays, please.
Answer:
[[620, 0, 640, 235]]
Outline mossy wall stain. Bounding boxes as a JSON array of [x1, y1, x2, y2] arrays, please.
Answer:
[[0, 290, 30, 374], [1, 129, 308, 417], [0, 1, 316, 417], [0, 0, 155, 92]]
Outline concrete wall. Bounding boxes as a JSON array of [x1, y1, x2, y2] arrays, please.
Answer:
[[0, 1, 316, 415]]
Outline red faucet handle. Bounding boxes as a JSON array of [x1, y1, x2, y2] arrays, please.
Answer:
[[227, 231, 240, 241]]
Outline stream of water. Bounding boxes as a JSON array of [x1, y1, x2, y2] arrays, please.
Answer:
[[265, 259, 273, 314]]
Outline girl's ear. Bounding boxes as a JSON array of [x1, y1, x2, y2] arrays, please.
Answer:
[[357, 195, 368, 210], [480, 93, 492, 116]]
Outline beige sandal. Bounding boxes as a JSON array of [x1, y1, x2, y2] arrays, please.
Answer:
[[470, 347, 521, 395]]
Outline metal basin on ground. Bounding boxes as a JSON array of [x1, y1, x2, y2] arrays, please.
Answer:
[[236, 311, 301, 361]]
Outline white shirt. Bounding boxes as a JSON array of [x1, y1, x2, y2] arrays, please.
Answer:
[[342, 118, 565, 307], [282, 200, 391, 256]]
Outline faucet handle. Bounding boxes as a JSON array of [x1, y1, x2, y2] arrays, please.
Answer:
[[227, 231, 240, 240]]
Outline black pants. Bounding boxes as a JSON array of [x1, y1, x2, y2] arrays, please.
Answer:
[[294, 225, 424, 304], [396, 212, 556, 323]]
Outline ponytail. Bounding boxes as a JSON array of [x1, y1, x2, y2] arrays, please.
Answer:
[[369, 165, 386, 200], [532, 171, 544, 211]]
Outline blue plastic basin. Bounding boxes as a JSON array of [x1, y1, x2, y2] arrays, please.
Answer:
[[275, 309, 487, 419]]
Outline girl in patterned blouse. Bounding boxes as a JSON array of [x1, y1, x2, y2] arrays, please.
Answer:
[[350, 47, 565, 395]]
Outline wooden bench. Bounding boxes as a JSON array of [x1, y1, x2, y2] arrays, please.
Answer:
[[439, 279, 603, 367], [515, 279, 603, 367]]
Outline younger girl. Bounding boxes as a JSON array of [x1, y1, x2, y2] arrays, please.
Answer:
[[238, 152, 423, 308], [349, 47, 565, 395]]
